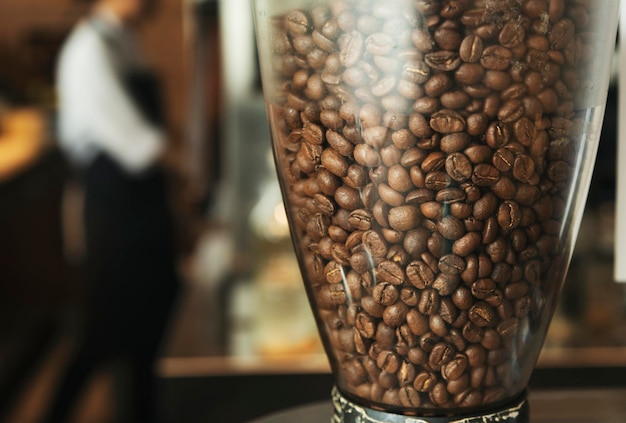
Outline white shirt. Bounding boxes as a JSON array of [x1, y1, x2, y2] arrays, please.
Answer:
[[56, 8, 164, 174]]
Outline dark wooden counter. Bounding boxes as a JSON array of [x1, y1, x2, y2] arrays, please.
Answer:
[[250, 387, 626, 423], [158, 366, 626, 423]]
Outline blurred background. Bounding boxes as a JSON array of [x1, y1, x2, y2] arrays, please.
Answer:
[[0, 0, 625, 422]]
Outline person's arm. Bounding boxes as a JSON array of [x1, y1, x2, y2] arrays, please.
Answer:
[[59, 27, 164, 174]]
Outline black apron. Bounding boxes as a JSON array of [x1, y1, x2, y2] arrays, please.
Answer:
[[81, 19, 179, 357]]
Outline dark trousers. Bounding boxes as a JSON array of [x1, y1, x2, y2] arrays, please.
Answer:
[[45, 154, 180, 423]]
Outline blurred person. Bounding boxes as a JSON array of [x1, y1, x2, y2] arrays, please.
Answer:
[[45, 0, 181, 421]]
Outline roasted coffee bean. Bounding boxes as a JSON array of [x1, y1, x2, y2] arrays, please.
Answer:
[[378, 371, 399, 389], [447, 374, 470, 395], [402, 59, 431, 84], [437, 215, 464, 240], [355, 312, 377, 339], [441, 132, 471, 153], [401, 148, 427, 168], [411, 27, 434, 52], [463, 83, 491, 99], [485, 121, 510, 149], [363, 126, 389, 148], [360, 230, 388, 258], [464, 144, 493, 165], [440, 298, 459, 324], [497, 200, 522, 231], [377, 260, 406, 285], [453, 231, 481, 257], [440, 90, 472, 114], [452, 286, 473, 310], [461, 254, 479, 285], [487, 348, 508, 367], [550, 18, 575, 50], [483, 386, 507, 404], [481, 328, 501, 350], [434, 22, 462, 50], [406, 188, 434, 205], [505, 281, 529, 300], [403, 228, 430, 257], [397, 324, 418, 350], [491, 176, 517, 200], [462, 183, 481, 203], [445, 152, 472, 182], [361, 296, 385, 319], [492, 147, 515, 172], [387, 164, 413, 193], [486, 238, 507, 264], [399, 386, 421, 407], [482, 93, 502, 119], [331, 242, 350, 265], [513, 154, 535, 182], [345, 229, 364, 251], [429, 342, 456, 367], [438, 254, 466, 276], [401, 287, 420, 307], [370, 166, 389, 186], [455, 389, 483, 408], [466, 112, 489, 136], [463, 321, 483, 343], [413, 97, 441, 115], [414, 370, 437, 392], [376, 322, 398, 349], [469, 302, 498, 328], [437, 187, 466, 204], [442, 354, 468, 381], [388, 205, 421, 231], [498, 99, 525, 123], [430, 110, 466, 133], [473, 192, 498, 220], [418, 288, 440, 315], [387, 244, 409, 265], [348, 209, 373, 230], [429, 313, 448, 337], [472, 164, 500, 186], [465, 344, 487, 368], [377, 350, 401, 374], [334, 186, 362, 210], [481, 45, 512, 70], [284, 10, 309, 36], [407, 260, 435, 289], [373, 282, 399, 306], [425, 171, 452, 190], [420, 331, 439, 354], [459, 34, 483, 63], [481, 216, 500, 245], [406, 308, 429, 337], [342, 358, 368, 386], [469, 365, 486, 389], [430, 381, 450, 406], [341, 165, 366, 190], [425, 51, 462, 71], [499, 21, 525, 48], [427, 231, 445, 258], [471, 278, 497, 300], [353, 143, 381, 167], [378, 183, 404, 207], [483, 70, 512, 92], [497, 317, 519, 340]]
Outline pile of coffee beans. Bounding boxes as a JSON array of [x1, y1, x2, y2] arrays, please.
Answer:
[[264, 0, 595, 413]]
